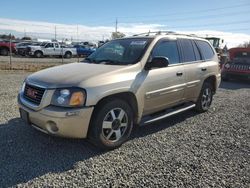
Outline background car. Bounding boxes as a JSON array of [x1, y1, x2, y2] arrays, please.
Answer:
[[222, 47, 250, 81], [74, 45, 96, 57]]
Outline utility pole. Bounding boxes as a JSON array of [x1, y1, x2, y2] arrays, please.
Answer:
[[24, 29, 26, 37], [77, 24, 79, 62], [115, 18, 118, 33], [9, 33, 12, 70], [77, 24, 79, 43], [55, 25, 57, 41]]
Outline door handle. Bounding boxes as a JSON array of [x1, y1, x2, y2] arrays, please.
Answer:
[[176, 72, 183, 76], [201, 68, 207, 71]]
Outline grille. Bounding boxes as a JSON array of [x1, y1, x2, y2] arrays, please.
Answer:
[[230, 64, 250, 71], [23, 84, 45, 105]]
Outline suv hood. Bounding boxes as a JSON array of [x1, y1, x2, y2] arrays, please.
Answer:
[[26, 63, 133, 88]]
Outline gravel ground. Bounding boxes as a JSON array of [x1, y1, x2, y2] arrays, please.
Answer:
[[0, 71, 249, 188]]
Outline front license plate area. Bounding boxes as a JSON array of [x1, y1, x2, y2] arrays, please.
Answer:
[[19, 108, 30, 124]]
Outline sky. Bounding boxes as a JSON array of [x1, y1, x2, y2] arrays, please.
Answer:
[[0, 0, 250, 47]]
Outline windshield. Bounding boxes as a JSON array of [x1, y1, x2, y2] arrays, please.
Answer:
[[40, 42, 47, 46], [206, 38, 220, 48], [82, 38, 152, 65]]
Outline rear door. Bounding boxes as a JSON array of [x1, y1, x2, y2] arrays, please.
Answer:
[[179, 39, 204, 101], [143, 39, 186, 115]]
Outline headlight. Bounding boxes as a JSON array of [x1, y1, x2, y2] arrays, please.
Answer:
[[51, 88, 86, 107], [20, 82, 26, 93]]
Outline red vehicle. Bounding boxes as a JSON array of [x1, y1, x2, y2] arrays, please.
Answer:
[[0, 41, 16, 56], [222, 48, 250, 81]]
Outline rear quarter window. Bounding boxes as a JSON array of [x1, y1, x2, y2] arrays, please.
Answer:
[[196, 40, 215, 60]]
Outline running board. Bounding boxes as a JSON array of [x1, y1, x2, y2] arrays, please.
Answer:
[[141, 103, 196, 125]]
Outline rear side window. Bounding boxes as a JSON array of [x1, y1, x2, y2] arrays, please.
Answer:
[[192, 40, 202, 61], [152, 40, 180, 64], [179, 39, 196, 62], [196, 40, 215, 60]]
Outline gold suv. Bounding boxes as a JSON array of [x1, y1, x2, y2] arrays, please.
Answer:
[[18, 32, 221, 149]]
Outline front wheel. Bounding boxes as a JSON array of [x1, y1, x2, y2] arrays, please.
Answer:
[[195, 82, 213, 112], [88, 99, 134, 150]]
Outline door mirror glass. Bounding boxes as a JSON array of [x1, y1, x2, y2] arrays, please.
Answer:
[[145, 56, 169, 70]]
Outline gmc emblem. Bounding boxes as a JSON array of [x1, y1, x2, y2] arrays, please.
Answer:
[[27, 88, 37, 98]]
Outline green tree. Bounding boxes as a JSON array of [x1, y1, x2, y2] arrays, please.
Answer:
[[21, 36, 32, 40]]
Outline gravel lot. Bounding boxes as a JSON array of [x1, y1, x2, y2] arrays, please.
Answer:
[[0, 70, 249, 188]]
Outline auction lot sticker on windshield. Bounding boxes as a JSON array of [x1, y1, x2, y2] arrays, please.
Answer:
[[130, 41, 147, 45]]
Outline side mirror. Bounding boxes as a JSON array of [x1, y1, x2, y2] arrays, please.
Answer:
[[145, 56, 169, 70]]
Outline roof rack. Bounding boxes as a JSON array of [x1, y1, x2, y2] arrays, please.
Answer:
[[133, 31, 199, 38]]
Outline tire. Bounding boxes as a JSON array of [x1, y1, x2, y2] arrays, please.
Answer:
[[64, 52, 72, 58], [88, 99, 134, 150], [34, 51, 43, 58], [195, 82, 214, 112], [0, 48, 9, 56]]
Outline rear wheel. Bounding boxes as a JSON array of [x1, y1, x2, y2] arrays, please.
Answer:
[[64, 52, 72, 58], [88, 99, 134, 150], [195, 82, 213, 112]]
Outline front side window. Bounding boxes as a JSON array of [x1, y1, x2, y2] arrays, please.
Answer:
[[151, 40, 180, 64], [45, 43, 54, 48], [82, 38, 152, 65], [196, 40, 215, 60]]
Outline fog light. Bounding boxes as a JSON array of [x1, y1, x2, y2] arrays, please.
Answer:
[[46, 121, 58, 133]]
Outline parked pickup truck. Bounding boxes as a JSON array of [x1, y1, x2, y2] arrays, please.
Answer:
[[0, 41, 16, 56], [26, 42, 77, 58]]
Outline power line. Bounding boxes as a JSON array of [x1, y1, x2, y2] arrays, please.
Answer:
[[83, 3, 250, 24], [119, 10, 250, 24], [167, 20, 250, 30], [118, 3, 250, 20]]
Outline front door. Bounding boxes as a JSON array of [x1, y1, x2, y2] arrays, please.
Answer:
[[143, 40, 186, 115]]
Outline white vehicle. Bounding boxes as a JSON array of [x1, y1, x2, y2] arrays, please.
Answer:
[[27, 42, 77, 58]]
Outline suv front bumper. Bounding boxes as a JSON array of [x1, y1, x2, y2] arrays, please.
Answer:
[[18, 96, 94, 138]]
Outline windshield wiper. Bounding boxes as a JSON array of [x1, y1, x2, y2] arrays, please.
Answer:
[[97, 59, 122, 65]]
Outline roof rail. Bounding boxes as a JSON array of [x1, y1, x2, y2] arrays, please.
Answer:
[[133, 31, 176, 36], [133, 31, 200, 38]]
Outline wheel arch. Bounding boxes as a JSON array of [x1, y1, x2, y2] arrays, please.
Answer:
[[34, 50, 43, 55], [91, 92, 139, 124], [203, 75, 217, 94]]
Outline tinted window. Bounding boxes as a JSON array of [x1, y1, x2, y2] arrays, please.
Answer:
[[192, 40, 202, 61], [152, 40, 180, 64], [55, 43, 59, 48], [196, 40, 215, 60], [45, 43, 54, 48], [180, 39, 196, 62]]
